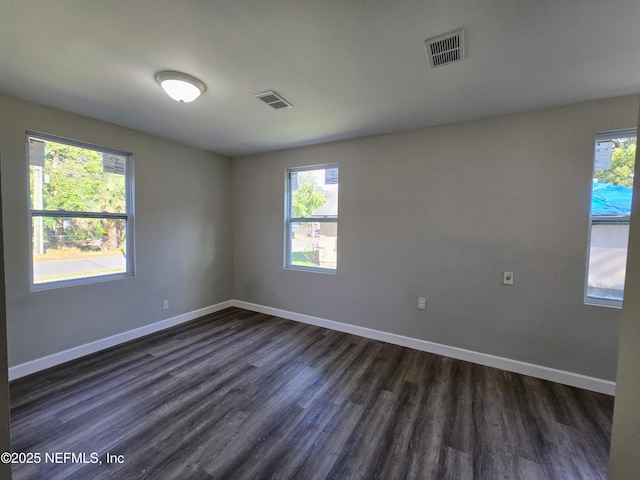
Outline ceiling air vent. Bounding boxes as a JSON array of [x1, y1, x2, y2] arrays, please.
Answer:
[[424, 29, 465, 69], [253, 91, 292, 110]]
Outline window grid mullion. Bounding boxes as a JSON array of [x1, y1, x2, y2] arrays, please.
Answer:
[[290, 217, 337, 223], [31, 210, 128, 220]]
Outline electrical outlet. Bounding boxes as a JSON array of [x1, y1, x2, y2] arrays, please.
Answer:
[[417, 297, 427, 310], [162, 299, 169, 311], [502, 271, 514, 286]]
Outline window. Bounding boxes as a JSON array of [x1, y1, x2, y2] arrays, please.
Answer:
[[28, 133, 134, 288], [585, 129, 636, 307], [285, 164, 338, 272]]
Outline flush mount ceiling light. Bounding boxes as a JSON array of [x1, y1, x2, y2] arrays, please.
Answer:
[[155, 71, 206, 103]]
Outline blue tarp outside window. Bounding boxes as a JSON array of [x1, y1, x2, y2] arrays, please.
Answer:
[[591, 182, 633, 216]]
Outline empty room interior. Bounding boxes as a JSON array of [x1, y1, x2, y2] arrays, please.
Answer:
[[1, 1, 640, 479]]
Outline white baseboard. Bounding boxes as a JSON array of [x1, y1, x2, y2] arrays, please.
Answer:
[[232, 300, 616, 396], [8, 300, 233, 381], [9, 298, 616, 395]]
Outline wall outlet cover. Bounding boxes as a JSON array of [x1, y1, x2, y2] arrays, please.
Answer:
[[418, 297, 427, 310]]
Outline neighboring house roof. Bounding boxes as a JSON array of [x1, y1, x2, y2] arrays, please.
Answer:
[[311, 194, 338, 217], [592, 183, 632, 216]]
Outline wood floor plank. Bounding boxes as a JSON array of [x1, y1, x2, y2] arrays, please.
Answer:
[[368, 380, 424, 479], [291, 401, 366, 480], [9, 307, 614, 479]]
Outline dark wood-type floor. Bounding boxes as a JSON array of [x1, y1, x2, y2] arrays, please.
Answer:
[[10, 307, 613, 479]]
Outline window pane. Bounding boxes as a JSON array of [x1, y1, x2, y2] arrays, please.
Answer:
[[290, 221, 337, 270], [32, 216, 127, 284], [29, 138, 126, 214], [291, 168, 338, 218], [587, 223, 629, 301], [593, 136, 636, 190]]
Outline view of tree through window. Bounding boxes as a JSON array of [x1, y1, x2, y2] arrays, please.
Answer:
[[586, 130, 636, 305], [286, 165, 338, 272], [28, 134, 132, 286]]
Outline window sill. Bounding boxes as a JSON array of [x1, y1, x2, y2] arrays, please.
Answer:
[[584, 297, 622, 309], [31, 271, 134, 292], [285, 265, 336, 275]]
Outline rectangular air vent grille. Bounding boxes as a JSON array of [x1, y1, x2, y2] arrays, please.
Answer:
[[253, 91, 293, 110], [425, 29, 465, 69]]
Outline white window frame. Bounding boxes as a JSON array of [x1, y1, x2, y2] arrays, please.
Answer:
[[27, 132, 135, 290], [584, 128, 636, 308], [284, 163, 338, 274]]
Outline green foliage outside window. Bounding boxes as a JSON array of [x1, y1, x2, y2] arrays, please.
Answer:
[[594, 138, 636, 187], [30, 141, 126, 253], [292, 173, 328, 217]]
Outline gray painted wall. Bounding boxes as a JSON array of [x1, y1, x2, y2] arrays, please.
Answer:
[[0, 94, 233, 367], [0, 151, 12, 478], [232, 95, 639, 381], [608, 100, 640, 479]]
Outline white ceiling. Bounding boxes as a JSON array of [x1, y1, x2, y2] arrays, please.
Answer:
[[1, 0, 639, 157]]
